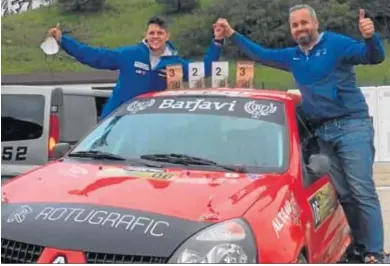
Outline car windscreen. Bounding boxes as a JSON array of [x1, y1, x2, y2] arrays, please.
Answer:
[[71, 96, 289, 172], [1, 94, 45, 142]]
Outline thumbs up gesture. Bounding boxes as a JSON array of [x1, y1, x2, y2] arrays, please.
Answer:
[[359, 9, 375, 39]]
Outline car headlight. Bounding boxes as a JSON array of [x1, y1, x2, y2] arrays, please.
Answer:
[[168, 218, 257, 263]]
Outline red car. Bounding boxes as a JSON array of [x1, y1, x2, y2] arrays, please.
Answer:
[[1, 88, 352, 263]]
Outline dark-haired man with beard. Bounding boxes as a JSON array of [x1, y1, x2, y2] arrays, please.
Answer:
[[215, 4, 386, 264]]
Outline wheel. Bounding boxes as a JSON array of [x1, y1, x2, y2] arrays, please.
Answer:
[[297, 253, 308, 263]]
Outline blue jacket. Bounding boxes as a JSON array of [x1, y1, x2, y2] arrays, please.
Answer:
[[230, 31, 386, 123], [60, 35, 223, 119]]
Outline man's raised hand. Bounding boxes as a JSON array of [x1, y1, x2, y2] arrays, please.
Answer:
[[48, 23, 62, 42], [214, 18, 235, 38], [359, 9, 375, 39], [213, 22, 225, 40]]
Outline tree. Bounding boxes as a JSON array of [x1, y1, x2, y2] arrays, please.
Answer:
[[58, 0, 106, 13], [155, 0, 200, 13]]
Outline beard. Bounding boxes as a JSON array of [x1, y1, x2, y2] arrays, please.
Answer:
[[296, 32, 313, 46]]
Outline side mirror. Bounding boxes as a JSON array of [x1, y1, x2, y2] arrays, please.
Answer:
[[52, 143, 71, 160], [307, 154, 331, 177]]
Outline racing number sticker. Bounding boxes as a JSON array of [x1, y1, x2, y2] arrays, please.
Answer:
[[2, 146, 28, 161], [308, 183, 338, 229]]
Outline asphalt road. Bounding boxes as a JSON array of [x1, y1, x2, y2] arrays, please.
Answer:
[[378, 188, 390, 252]]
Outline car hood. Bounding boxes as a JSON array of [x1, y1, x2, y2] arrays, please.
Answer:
[[1, 160, 281, 257]]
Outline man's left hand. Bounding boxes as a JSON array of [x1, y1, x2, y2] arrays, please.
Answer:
[[213, 23, 224, 40], [359, 9, 375, 39]]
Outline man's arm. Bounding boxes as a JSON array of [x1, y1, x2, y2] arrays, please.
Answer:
[[60, 35, 127, 70], [229, 32, 292, 72], [338, 33, 385, 65], [203, 39, 223, 77]]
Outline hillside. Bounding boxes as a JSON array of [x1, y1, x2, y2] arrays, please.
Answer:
[[2, 0, 389, 90]]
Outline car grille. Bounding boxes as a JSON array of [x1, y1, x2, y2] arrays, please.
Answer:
[[1, 238, 43, 263], [85, 252, 168, 263], [1, 239, 168, 263]]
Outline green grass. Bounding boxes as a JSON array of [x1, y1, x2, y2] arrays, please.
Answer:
[[2, 0, 389, 90]]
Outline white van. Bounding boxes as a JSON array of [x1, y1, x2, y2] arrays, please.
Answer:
[[1, 85, 111, 181]]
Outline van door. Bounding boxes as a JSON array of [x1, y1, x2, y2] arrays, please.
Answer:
[[60, 89, 110, 145], [1, 86, 52, 178]]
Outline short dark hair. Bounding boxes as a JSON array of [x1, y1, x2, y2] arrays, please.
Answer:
[[147, 16, 168, 30]]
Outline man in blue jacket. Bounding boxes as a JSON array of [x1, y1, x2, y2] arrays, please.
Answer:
[[216, 4, 386, 263], [48, 16, 224, 119]]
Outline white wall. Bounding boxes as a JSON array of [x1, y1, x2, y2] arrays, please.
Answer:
[[289, 86, 390, 162], [362, 86, 390, 162]]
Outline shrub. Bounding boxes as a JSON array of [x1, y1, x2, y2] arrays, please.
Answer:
[[58, 0, 106, 13], [155, 0, 200, 13]]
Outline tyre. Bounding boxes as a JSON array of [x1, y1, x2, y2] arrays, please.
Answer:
[[297, 253, 308, 263]]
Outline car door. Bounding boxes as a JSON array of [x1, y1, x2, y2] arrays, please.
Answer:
[[295, 112, 347, 263]]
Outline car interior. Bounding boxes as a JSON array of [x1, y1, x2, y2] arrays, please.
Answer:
[[295, 107, 345, 188]]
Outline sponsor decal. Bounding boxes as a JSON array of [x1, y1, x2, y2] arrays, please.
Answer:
[[244, 101, 277, 118], [7, 205, 33, 223], [35, 207, 169, 237], [96, 167, 238, 185], [135, 69, 146, 75], [134, 61, 150, 70], [127, 99, 155, 114], [272, 195, 300, 238], [97, 167, 175, 180], [158, 98, 236, 112], [309, 183, 338, 229], [118, 96, 285, 124], [2, 203, 210, 258], [124, 166, 164, 173]]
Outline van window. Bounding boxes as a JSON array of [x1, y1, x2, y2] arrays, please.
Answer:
[[1, 94, 45, 141], [95, 96, 109, 119]]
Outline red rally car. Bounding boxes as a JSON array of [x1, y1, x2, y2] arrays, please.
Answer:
[[1, 88, 353, 263]]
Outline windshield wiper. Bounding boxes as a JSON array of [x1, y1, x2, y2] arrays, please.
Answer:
[[67, 150, 164, 168], [140, 153, 247, 173], [68, 150, 126, 161]]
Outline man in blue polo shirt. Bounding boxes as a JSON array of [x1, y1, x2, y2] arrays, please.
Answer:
[[48, 16, 224, 119], [215, 4, 386, 263]]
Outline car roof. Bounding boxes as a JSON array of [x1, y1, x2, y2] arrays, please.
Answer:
[[140, 88, 302, 105]]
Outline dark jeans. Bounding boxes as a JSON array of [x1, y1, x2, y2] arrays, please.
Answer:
[[314, 117, 384, 254]]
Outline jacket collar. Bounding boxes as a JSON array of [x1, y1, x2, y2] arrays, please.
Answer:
[[141, 39, 179, 56], [297, 31, 325, 55]]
